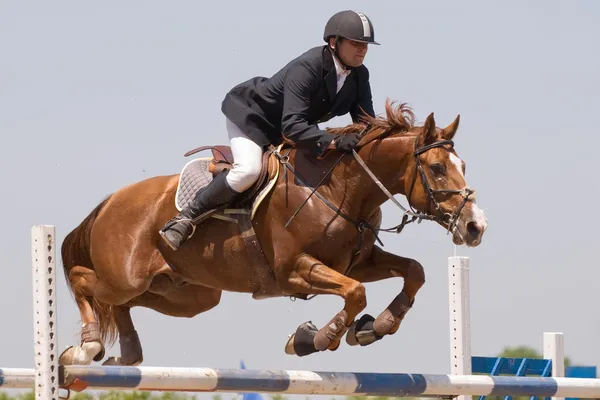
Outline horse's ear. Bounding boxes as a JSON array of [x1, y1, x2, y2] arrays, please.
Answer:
[[441, 114, 460, 140], [421, 112, 437, 146]]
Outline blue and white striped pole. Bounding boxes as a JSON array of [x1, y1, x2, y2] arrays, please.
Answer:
[[240, 360, 265, 400], [5, 366, 600, 398]]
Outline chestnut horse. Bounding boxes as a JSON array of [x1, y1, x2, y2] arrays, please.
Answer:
[[59, 100, 487, 366]]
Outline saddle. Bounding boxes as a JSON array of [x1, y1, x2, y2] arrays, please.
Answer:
[[184, 145, 235, 177], [176, 144, 283, 220]]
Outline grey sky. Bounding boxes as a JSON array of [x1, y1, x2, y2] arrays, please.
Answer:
[[1, 0, 599, 398]]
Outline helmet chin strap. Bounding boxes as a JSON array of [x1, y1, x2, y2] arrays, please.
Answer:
[[330, 37, 353, 70]]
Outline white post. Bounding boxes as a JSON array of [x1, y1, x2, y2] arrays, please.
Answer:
[[32, 225, 59, 400], [544, 332, 565, 400], [449, 256, 472, 400]]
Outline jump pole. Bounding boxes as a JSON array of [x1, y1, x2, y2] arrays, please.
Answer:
[[2, 225, 599, 399]]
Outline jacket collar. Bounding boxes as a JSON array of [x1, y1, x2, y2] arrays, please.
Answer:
[[322, 46, 352, 103]]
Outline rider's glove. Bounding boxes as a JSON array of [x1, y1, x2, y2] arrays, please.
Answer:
[[333, 133, 360, 153]]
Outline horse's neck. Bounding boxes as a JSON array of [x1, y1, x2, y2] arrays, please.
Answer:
[[317, 136, 415, 222]]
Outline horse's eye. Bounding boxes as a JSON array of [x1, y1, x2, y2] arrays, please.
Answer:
[[430, 163, 445, 175]]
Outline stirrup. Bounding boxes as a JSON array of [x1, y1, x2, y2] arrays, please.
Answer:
[[161, 215, 193, 231], [160, 215, 196, 241], [159, 222, 196, 252]]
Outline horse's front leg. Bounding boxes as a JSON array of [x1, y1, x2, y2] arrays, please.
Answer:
[[280, 253, 367, 357], [344, 245, 425, 347]]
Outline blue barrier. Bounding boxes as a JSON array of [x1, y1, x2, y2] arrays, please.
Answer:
[[473, 356, 597, 400]]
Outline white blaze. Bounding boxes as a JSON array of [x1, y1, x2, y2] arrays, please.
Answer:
[[449, 153, 487, 230], [449, 153, 465, 178]]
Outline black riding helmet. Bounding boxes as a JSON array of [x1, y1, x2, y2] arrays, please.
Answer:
[[323, 10, 380, 46], [323, 10, 379, 69]]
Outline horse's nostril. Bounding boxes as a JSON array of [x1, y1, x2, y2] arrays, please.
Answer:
[[467, 221, 481, 237]]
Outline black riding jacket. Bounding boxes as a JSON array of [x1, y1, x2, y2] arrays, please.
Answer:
[[221, 45, 375, 155]]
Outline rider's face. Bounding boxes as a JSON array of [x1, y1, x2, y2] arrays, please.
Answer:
[[332, 38, 369, 68]]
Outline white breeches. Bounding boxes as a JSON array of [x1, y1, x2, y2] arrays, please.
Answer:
[[225, 118, 264, 193]]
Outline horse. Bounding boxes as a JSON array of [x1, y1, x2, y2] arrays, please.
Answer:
[[58, 100, 487, 366]]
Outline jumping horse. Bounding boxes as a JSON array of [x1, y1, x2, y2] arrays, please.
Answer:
[[59, 100, 488, 366]]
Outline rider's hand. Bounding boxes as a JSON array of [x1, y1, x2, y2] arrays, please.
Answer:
[[333, 133, 360, 153]]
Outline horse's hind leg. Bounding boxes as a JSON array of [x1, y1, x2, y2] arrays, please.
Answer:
[[97, 281, 221, 363], [344, 245, 425, 347], [100, 276, 221, 365], [59, 264, 148, 366], [59, 266, 106, 365]]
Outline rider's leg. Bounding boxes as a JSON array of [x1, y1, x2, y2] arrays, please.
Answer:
[[159, 118, 263, 251], [224, 118, 264, 193]]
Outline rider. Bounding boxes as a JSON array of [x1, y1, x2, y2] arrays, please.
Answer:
[[159, 10, 380, 251]]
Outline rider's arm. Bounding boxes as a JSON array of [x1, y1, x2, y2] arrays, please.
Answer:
[[281, 60, 336, 156]]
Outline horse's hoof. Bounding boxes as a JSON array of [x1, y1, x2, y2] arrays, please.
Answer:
[[58, 342, 103, 365], [346, 314, 382, 347], [284, 334, 296, 355], [59, 346, 75, 365], [284, 321, 319, 357]]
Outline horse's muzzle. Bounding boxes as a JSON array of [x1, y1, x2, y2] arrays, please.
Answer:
[[452, 202, 487, 247]]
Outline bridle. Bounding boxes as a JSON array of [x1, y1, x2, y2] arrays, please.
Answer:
[[404, 137, 476, 236]]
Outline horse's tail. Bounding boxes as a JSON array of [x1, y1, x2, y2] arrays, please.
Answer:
[[60, 194, 119, 346]]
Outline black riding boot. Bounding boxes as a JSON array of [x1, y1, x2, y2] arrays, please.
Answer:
[[159, 170, 240, 251]]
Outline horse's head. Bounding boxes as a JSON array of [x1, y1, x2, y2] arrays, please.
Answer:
[[352, 101, 488, 247], [406, 112, 487, 247]]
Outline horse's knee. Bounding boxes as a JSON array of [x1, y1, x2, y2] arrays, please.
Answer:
[[408, 260, 425, 287], [346, 281, 367, 311]]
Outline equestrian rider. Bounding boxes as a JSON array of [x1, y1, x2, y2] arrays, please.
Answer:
[[159, 10, 380, 251]]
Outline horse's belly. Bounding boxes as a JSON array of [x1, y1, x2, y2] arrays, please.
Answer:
[[164, 219, 277, 295]]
